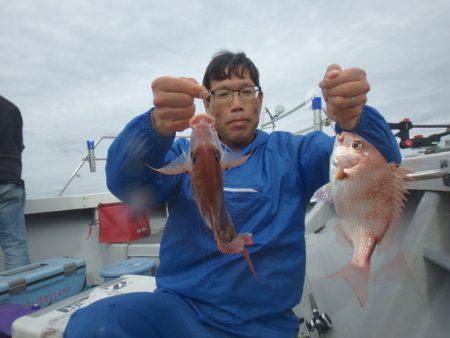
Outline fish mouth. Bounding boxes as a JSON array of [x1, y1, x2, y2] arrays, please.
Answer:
[[333, 154, 359, 169]]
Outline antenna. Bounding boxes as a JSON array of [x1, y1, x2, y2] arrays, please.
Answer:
[[274, 105, 285, 117]]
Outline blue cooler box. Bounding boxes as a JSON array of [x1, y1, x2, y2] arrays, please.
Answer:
[[0, 257, 85, 308], [100, 258, 154, 282]]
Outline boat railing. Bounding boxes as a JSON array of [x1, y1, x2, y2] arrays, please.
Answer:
[[59, 136, 115, 196], [59, 135, 192, 196]]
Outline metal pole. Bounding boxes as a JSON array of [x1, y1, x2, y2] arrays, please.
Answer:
[[412, 124, 450, 128], [406, 169, 448, 181], [58, 136, 116, 196], [261, 100, 308, 129], [58, 157, 88, 196], [312, 97, 322, 132]]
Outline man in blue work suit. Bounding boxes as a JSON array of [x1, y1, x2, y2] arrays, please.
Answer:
[[64, 51, 400, 337]]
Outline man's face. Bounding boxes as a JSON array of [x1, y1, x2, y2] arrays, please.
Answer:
[[204, 70, 263, 150]]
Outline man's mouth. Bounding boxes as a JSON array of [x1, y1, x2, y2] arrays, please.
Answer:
[[228, 119, 249, 130]]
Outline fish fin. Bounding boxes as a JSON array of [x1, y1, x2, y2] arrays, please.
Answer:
[[334, 223, 352, 247], [311, 183, 333, 204], [242, 248, 257, 278], [217, 234, 257, 278], [238, 232, 254, 246], [328, 262, 370, 306], [219, 233, 253, 253], [372, 250, 410, 285], [222, 151, 250, 170], [210, 205, 217, 233], [215, 206, 256, 277], [202, 213, 213, 231], [388, 163, 409, 225], [375, 164, 409, 255], [145, 152, 191, 175]]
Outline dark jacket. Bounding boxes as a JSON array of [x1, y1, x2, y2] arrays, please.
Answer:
[[0, 95, 24, 187]]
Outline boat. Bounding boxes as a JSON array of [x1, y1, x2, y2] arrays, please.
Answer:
[[1, 98, 449, 338]]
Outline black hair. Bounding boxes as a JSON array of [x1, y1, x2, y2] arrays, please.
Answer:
[[202, 50, 260, 90]]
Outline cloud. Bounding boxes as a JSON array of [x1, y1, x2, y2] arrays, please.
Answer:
[[1, 0, 449, 197]]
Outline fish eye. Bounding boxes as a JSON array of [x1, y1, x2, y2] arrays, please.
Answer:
[[192, 156, 197, 165], [352, 140, 364, 150]]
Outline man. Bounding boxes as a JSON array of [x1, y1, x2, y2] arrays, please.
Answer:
[[64, 51, 400, 337], [0, 95, 30, 271]]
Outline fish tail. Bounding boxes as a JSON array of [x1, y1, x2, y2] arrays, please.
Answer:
[[241, 248, 257, 278], [328, 262, 370, 306], [238, 232, 253, 246], [219, 233, 257, 278]]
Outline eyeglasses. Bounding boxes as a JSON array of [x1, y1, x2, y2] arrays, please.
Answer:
[[208, 85, 261, 103]]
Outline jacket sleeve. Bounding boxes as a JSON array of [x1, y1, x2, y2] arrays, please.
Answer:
[[105, 108, 184, 208], [335, 105, 401, 164], [298, 105, 401, 201]]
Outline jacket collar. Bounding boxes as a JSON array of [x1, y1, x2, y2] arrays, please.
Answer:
[[220, 129, 269, 155]]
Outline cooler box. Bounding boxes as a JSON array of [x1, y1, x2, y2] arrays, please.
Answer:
[[0, 257, 85, 308], [100, 258, 154, 282], [12, 275, 156, 338]]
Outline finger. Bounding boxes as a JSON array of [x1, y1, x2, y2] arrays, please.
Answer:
[[153, 115, 192, 135], [327, 93, 367, 109], [157, 105, 196, 120], [320, 68, 366, 89], [327, 80, 370, 97], [325, 103, 337, 120], [152, 76, 209, 99], [169, 118, 192, 132], [153, 91, 194, 108], [322, 88, 329, 101]]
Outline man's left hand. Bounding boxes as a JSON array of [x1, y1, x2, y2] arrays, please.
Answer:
[[319, 64, 371, 130]]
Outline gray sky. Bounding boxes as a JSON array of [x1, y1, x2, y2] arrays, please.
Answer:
[[1, 0, 449, 198]]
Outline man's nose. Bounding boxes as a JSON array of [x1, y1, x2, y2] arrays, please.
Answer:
[[229, 92, 244, 110]]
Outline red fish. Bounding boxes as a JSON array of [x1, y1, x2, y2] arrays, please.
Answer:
[[313, 132, 408, 306], [150, 113, 256, 277]]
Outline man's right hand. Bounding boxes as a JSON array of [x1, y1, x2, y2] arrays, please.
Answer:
[[151, 77, 209, 135]]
